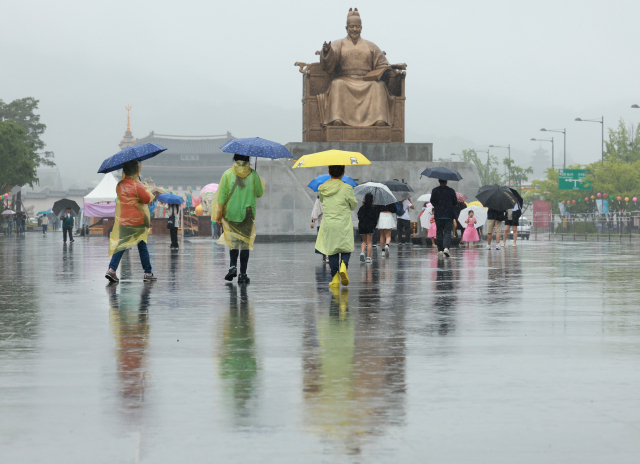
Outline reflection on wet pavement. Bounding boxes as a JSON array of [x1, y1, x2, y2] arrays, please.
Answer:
[[2, 236, 640, 462]]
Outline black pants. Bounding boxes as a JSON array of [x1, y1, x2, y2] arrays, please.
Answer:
[[328, 253, 351, 277], [42, 225, 47, 234], [230, 249, 250, 274], [397, 218, 411, 243], [170, 227, 178, 248], [435, 219, 453, 251], [63, 228, 73, 242]]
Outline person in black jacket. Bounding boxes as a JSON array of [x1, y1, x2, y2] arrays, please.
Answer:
[[430, 179, 458, 257], [357, 192, 380, 263]]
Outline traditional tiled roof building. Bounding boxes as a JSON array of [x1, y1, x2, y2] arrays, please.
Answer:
[[131, 132, 236, 192]]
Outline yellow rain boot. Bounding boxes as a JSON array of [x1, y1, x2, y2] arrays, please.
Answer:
[[329, 273, 340, 288], [339, 261, 349, 286]]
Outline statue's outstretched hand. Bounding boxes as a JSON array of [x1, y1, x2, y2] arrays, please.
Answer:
[[322, 41, 331, 53]]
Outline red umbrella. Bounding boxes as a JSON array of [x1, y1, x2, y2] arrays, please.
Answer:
[[456, 192, 468, 202]]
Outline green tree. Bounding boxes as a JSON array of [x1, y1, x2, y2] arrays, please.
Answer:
[[604, 119, 640, 163], [0, 121, 39, 192], [503, 158, 534, 188], [460, 149, 503, 185], [0, 97, 55, 168]]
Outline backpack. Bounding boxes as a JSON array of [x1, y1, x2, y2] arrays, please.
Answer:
[[395, 201, 405, 216]]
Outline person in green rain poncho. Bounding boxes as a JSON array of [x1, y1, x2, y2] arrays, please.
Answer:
[[213, 154, 264, 285], [315, 165, 358, 288]]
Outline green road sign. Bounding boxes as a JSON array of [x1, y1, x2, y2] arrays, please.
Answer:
[[558, 169, 591, 190]]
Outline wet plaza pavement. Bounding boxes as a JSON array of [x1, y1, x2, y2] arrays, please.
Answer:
[[1, 234, 640, 463]]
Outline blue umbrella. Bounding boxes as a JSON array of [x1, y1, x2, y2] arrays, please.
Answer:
[[307, 174, 357, 192], [420, 166, 463, 181], [220, 137, 292, 171], [156, 193, 184, 205], [98, 143, 167, 174]]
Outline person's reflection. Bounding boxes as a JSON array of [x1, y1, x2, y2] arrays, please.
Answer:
[[433, 259, 457, 335], [485, 251, 509, 304], [108, 284, 151, 419], [217, 285, 258, 420], [303, 285, 406, 455], [62, 242, 73, 282]]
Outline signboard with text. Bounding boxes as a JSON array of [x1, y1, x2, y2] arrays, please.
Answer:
[[558, 169, 591, 190]]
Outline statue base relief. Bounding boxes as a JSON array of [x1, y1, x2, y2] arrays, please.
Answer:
[[323, 125, 403, 143]]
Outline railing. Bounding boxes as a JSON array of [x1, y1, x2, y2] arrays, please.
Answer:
[[531, 212, 640, 241]]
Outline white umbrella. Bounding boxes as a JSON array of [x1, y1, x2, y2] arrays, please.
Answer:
[[458, 206, 488, 228], [1, 210, 16, 215], [353, 182, 397, 205], [419, 204, 433, 229], [417, 193, 431, 202]]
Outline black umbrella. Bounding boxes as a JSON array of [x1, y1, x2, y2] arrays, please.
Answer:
[[509, 188, 524, 207], [52, 199, 80, 216], [382, 180, 414, 201], [475, 184, 517, 211], [420, 166, 463, 181]]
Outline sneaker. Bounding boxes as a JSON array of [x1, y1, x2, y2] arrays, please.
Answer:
[[366, 257, 372, 264], [324, 257, 330, 263], [495, 244, 501, 250], [225, 266, 238, 281], [437, 251, 444, 258], [238, 273, 250, 285], [105, 269, 119, 283], [143, 273, 157, 282], [385, 245, 390, 258], [360, 252, 365, 262], [443, 248, 450, 257], [485, 245, 491, 250]]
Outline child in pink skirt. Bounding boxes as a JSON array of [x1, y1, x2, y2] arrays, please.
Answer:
[[462, 210, 480, 248], [427, 215, 437, 247]]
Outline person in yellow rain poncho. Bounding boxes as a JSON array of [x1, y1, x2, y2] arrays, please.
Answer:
[[213, 154, 264, 285], [105, 160, 156, 283], [316, 165, 358, 288]]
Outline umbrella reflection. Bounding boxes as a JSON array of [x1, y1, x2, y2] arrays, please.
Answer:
[[215, 285, 259, 420], [108, 284, 151, 420]]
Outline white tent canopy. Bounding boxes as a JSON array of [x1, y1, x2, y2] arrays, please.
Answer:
[[84, 173, 118, 203]]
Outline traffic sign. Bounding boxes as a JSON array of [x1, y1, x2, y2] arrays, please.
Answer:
[[558, 169, 591, 190]]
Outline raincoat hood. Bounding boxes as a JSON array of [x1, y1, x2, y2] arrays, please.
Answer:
[[232, 160, 252, 179], [318, 178, 344, 197]]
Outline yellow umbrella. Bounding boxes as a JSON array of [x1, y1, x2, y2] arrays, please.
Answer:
[[466, 200, 487, 209], [292, 150, 371, 168]]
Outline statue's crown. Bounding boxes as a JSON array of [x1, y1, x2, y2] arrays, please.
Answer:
[[347, 8, 360, 18]]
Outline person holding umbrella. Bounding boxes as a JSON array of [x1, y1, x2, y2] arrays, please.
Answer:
[[41, 214, 49, 235], [475, 184, 517, 250], [213, 154, 264, 284], [61, 207, 75, 243], [105, 160, 156, 283], [503, 189, 524, 247], [316, 165, 358, 287], [430, 179, 458, 258]]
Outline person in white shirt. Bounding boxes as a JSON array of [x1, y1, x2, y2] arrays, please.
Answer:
[[502, 200, 522, 247], [396, 197, 414, 245]]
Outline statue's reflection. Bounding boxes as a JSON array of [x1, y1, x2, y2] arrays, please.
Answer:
[[216, 285, 259, 421], [108, 284, 151, 420], [302, 286, 406, 455]]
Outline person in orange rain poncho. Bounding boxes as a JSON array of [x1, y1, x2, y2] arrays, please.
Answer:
[[105, 160, 156, 283]]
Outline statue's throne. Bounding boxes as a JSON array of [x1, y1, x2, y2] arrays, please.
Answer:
[[295, 60, 406, 143]]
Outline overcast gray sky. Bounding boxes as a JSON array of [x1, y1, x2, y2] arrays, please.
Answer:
[[2, 0, 639, 186]]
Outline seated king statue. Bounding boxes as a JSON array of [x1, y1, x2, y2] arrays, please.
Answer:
[[318, 8, 396, 127]]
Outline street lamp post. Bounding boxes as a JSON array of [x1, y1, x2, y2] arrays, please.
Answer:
[[489, 144, 510, 185], [575, 117, 604, 163], [540, 128, 566, 169], [531, 137, 554, 169]]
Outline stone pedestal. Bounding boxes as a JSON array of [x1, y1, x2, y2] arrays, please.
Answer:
[[252, 142, 482, 241]]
